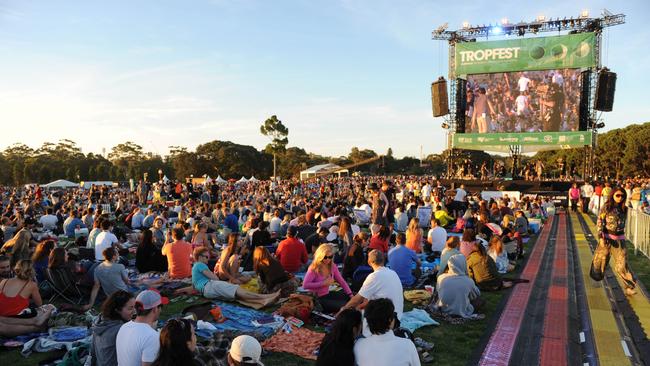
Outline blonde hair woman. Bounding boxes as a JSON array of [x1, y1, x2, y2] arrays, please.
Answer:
[[1, 229, 32, 267], [405, 218, 423, 253], [302, 244, 352, 313]]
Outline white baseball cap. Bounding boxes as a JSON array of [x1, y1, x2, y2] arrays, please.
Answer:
[[229, 335, 264, 365]]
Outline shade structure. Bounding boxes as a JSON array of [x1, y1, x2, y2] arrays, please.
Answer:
[[42, 179, 78, 189]]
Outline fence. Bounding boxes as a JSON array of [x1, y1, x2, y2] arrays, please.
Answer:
[[626, 209, 650, 258]]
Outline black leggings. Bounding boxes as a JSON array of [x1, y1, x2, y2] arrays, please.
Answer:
[[318, 291, 350, 314]]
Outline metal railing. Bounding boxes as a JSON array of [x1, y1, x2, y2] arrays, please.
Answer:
[[626, 209, 650, 258]]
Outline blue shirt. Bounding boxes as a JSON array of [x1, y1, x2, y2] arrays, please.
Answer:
[[224, 214, 239, 233], [192, 262, 210, 292], [64, 218, 86, 237], [388, 245, 418, 286]]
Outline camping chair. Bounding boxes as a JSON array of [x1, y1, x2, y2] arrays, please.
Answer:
[[101, 204, 112, 214], [416, 207, 432, 229], [44, 267, 83, 304], [353, 209, 370, 226]]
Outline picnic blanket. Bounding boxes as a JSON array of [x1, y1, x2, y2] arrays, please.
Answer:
[[193, 301, 282, 340], [400, 309, 439, 333], [261, 326, 325, 360]]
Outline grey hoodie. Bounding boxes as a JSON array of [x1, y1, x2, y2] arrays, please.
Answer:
[[436, 254, 481, 318], [90, 317, 124, 366]]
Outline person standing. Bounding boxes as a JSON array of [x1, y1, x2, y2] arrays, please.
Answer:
[[569, 183, 580, 212], [369, 183, 389, 231], [471, 88, 496, 134], [581, 181, 594, 214], [594, 187, 637, 296]]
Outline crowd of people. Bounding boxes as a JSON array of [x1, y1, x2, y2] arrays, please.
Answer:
[[0, 173, 644, 365], [466, 69, 582, 134]]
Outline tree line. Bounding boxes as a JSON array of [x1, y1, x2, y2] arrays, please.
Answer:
[[1, 121, 646, 186]]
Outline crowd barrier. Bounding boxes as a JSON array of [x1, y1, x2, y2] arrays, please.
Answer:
[[625, 209, 650, 258]]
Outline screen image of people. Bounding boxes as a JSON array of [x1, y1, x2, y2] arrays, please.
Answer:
[[464, 69, 582, 133]]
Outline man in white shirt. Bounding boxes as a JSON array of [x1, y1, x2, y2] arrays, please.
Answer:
[[353, 298, 420, 366], [515, 91, 529, 116], [116, 290, 167, 366], [518, 73, 530, 92], [581, 181, 594, 214], [95, 220, 120, 261], [452, 184, 467, 216], [421, 182, 432, 202], [269, 209, 282, 235], [39, 208, 58, 231], [427, 218, 447, 254], [339, 250, 404, 319]]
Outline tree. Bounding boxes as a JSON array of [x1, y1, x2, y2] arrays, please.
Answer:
[[260, 115, 289, 180]]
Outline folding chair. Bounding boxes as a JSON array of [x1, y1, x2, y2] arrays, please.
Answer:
[[416, 207, 432, 229], [44, 267, 83, 304]]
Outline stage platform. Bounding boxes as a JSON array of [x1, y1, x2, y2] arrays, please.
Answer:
[[439, 179, 573, 194]]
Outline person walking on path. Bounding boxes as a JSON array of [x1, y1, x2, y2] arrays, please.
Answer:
[[594, 187, 637, 296]]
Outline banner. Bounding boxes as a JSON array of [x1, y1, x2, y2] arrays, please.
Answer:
[[453, 131, 592, 153], [455, 33, 596, 74]]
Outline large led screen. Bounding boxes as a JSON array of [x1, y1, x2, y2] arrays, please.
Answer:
[[464, 69, 582, 133]]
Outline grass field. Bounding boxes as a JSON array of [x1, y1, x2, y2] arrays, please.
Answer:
[[7, 229, 648, 366]]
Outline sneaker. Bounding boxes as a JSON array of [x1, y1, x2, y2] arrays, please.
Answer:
[[625, 288, 637, 296]]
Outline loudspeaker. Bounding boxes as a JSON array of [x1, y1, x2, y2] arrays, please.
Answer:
[[595, 69, 616, 112], [431, 77, 449, 117], [579, 70, 591, 130], [455, 78, 467, 133]]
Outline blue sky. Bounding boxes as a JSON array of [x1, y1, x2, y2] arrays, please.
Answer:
[[0, 0, 647, 158]]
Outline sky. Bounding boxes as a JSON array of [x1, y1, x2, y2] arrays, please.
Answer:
[[0, 0, 648, 159]]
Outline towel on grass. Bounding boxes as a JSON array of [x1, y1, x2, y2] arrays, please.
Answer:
[[261, 326, 325, 360], [194, 301, 281, 340], [400, 309, 439, 332]]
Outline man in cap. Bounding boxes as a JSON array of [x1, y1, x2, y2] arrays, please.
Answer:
[[116, 289, 168, 366], [228, 335, 265, 365]]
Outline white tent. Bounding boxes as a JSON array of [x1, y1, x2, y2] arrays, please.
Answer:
[[205, 175, 213, 184], [215, 176, 227, 184], [299, 163, 349, 180], [42, 179, 78, 189], [248, 176, 259, 182], [236, 176, 248, 184]]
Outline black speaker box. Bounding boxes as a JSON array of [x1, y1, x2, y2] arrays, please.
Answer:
[[431, 77, 449, 117], [595, 69, 616, 112], [455, 78, 467, 133]]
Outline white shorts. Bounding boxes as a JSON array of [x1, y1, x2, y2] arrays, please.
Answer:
[[203, 280, 238, 300]]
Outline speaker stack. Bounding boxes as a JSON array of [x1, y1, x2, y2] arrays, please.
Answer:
[[431, 77, 449, 117], [594, 69, 616, 112], [455, 78, 467, 133]]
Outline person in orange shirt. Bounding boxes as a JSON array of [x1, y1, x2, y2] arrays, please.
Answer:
[[405, 218, 423, 254], [162, 227, 193, 279]]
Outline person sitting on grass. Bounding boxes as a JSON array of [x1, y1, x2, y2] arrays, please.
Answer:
[[466, 240, 512, 291], [215, 233, 250, 284], [0, 260, 55, 337], [275, 225, 308, 273], [303, 244, 353, 313], [438, 236, 461, 275], [90, 290, 136, 366], [227, 335, 265, 366], [316, 308, 362, 366], [31, 239, 55, 283], [487, 236, 514, 274], [162, 227, 193, 279], [86, 247, 130, 310], [387, 233, 420, 288], [253, 246, 297, 298], [116, 290, 166, 366], [151, 318, 198, 366], [192, 247, 279, 308], [353, 298, 420, 366], [342, 233, 367, 280], [434, 254, 481, 318], [136, 229, 168, 273]]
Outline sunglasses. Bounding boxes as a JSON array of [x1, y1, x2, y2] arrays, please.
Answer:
[[323, 255, 334, 260], [614, 194, 624, 198]]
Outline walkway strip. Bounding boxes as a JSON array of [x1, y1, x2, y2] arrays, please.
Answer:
[[570, 213, 630, 366], [478, 216, 554, 366], [540, 213, 569, 366]]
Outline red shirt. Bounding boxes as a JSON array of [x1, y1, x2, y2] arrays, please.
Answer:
[[276, 237, 308, 273], [369, 234, 389, 254], [162, 240, 193, 279]]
